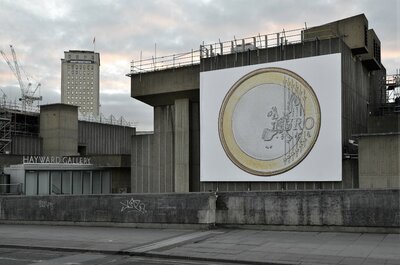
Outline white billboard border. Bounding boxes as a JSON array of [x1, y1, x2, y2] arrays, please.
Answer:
[[200, 53, 342, 182]]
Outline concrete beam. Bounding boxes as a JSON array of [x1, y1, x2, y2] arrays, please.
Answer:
[[131, 65, 199, 107]]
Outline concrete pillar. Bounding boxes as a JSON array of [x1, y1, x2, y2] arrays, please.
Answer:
[[40, 104, 78, 156], [174, 98, 190, 192]]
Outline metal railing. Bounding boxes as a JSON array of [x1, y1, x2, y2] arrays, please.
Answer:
[[200, 28, 304, 58], [0, 100, 136, 128], [0, 100, 40, 114], [79, 112, 136, 127], [129, 28, 304, 74], [130, 49, 201, 74]]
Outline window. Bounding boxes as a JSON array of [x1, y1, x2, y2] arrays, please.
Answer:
[[82, 171, 91, 194], [51, 171, 62, 194], [23, 170, 110, 196], [38, 171, 49, 195], [102, 172, 111, 194], [92, 171, 101, 194], [26, 171, 37, 195], [62, 171, 72, 194]]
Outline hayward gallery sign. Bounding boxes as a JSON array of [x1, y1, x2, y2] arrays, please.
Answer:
[[23, 156, 92, 165]]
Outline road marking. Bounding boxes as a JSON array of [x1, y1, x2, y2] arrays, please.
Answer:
[[127, 230, 225, 253]]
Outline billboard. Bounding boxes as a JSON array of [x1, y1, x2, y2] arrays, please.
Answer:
[[200, 53, 341, 182]]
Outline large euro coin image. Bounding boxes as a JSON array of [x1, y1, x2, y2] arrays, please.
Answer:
[[219, 67, 321, 176]]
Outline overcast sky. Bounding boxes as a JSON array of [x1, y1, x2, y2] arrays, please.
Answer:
[[0, 0, 398, 131]]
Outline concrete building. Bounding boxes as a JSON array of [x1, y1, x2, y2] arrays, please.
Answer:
[[128, 14, 398, 193], [0, 103, 135, 195], [61, 50, 100, 116]]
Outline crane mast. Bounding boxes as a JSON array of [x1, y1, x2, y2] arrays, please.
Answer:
[[0, 45, 42, 111]]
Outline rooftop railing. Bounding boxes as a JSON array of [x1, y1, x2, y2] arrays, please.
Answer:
[[129, 28, 304, 74], [78, 112, 136, 128], [0, 101, 135, 128]]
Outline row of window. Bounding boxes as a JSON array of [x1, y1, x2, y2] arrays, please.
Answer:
[[67, 76, 94, 80], [67, 54, 95, 61], [67, 81, 93, 86], [66, 92, 94, 97], [67, 87, 93, 95], [68, 71, 95, 75], [67, 81, 94, 85], [66, 100, 95, 105], [70, 100, 94, 102], [25, 170, 111, 195], [79, 106, 94, 110], [66, 89, 94, 94]]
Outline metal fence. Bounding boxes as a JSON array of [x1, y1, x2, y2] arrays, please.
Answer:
[[129, 28, 304, 74]]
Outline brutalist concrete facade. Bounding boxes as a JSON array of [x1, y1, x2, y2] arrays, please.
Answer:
[[1, 103, 136, 194], [130, 14, 388, 193]]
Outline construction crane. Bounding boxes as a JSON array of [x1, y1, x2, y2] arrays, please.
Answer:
[[0, 45, 42, 111]]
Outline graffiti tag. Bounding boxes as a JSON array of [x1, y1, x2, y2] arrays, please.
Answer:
[[38, 200, 54, 211], [120, 198, 147, 214]]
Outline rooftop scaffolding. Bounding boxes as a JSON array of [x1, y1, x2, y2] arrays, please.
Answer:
[[386, 72, 400, 103]]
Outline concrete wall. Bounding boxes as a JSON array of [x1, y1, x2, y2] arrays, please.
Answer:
[[303, 14, 368, 54], [215, 190, 400, 231], [78, 121, 135, 155], [0, 193, 216, 226], [131, 101, 201, 193], [11, 135, 42, 155], [0, 155, 22, 172], [131, 105, 175, 193], [358, 134, 400, 188], [368, 115, 400, 133], [40, 104, 78, 156], [0, 190, 398, 232]]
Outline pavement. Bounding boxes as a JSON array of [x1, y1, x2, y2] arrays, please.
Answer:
[[0, 224, 399, 265]]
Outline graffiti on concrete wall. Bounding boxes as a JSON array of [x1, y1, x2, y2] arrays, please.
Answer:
[[38, 200, 54, 211], [120, 198, 147, 214]]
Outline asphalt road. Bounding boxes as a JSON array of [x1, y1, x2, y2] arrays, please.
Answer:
[[0, 247, 248, 265]]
